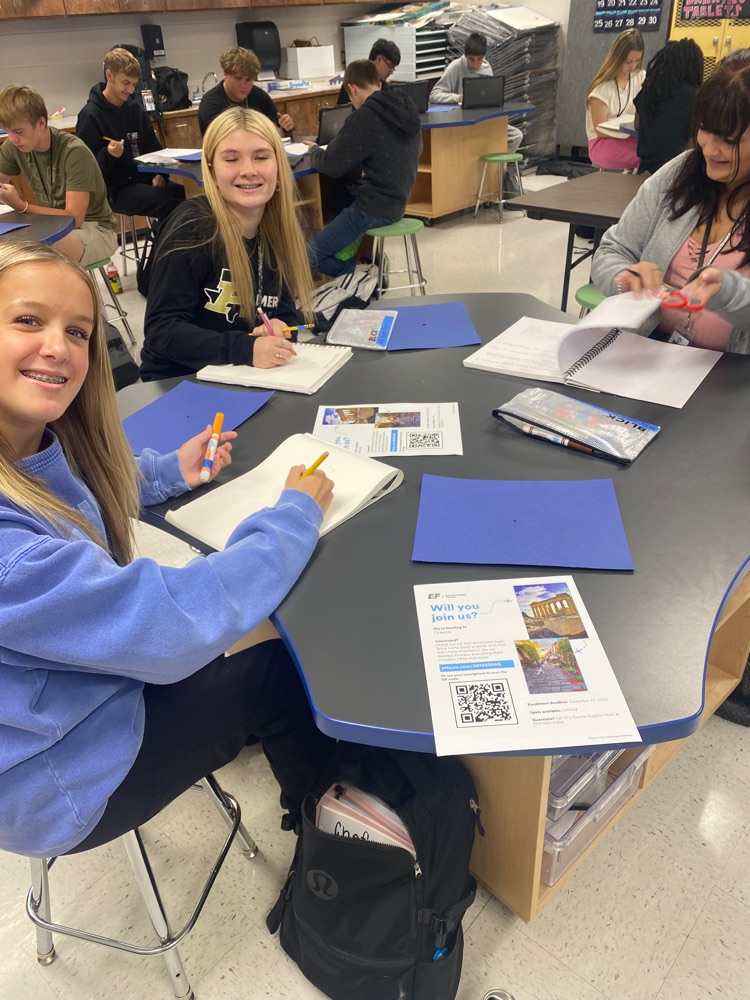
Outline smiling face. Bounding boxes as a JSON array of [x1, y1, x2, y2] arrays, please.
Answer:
[[0, 262, 94, 458], [104, 70, 138, 108], [223, 72, 255, 104], [211, 127, 278, 226], [698, 127, 750, 190]]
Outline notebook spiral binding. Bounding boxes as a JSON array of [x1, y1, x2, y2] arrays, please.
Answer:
[[564, 328, 621, 379]]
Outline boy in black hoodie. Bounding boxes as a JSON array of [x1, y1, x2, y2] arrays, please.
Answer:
[[76, 48, 185, 223], [306, 59, 422, 278]]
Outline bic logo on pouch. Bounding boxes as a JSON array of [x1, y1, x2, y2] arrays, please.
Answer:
[[307, 869, 339, 900]]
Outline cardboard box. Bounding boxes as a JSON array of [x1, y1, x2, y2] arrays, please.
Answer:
[[280, 45, 335, 80]]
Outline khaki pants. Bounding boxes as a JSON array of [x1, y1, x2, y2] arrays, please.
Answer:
[[78, 221, 118, 268]]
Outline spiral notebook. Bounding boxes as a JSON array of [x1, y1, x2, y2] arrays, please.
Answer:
[[197, 343, 352, 395], [463, 294, 722, 409]]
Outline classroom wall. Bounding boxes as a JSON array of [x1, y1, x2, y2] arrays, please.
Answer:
[[0, 2, 572, 118]]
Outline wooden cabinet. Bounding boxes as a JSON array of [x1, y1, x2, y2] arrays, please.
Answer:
[[2, 0, 64, 16], [118, 0, 164, 10], [166, 0, 245, 7], [274, 89, 338, 138], [158, 109, 202, 150], [63, 0, 115, 12]]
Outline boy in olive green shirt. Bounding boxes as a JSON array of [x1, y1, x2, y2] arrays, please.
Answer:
[[0, 84, 116, 266]]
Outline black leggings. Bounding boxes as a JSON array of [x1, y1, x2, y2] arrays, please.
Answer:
[[70, 640, 334, 853]]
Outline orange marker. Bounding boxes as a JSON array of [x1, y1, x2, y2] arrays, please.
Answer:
[[199, 412, 224, 484]]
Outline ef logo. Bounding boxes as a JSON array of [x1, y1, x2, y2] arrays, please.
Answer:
[[307, 869, 338, 900]]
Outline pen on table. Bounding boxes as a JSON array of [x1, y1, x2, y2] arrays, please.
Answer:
[[199, 412, 224, 484], [301, 451, 329, 479], [515, 421, 629, 466]]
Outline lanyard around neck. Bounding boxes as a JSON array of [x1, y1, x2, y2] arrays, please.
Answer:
[[697, 205, 742, 269]]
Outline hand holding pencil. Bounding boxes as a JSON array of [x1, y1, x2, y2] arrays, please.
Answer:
[[285, 456, 334, 515]]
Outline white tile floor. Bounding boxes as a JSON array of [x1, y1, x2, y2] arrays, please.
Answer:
[[3, 175, 749, 1000]]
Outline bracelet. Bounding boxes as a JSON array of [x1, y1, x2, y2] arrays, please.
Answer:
[[20, 201, 29, 213]]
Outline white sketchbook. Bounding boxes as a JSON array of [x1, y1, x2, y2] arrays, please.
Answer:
[[463, 293, 721, 409], [134, 148, 200, 164], [316, 783, 415, 856], [197, 343, 352, 395], [165, 433, 404, 548]]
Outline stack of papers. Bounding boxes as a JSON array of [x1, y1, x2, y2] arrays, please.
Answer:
[[134, 148, 201, 165], [316, 782, 415, 856], [197, 342, 352, 394]]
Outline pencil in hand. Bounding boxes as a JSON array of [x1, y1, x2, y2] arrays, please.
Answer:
[[301, 451, 328, 478]]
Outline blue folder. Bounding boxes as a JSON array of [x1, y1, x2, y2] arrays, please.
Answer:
[[387, 301, 481, 351], [123, 381, 273, 456], [412, 474, 634, 571]]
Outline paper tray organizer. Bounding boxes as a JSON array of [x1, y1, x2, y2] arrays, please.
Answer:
[[542, 745, 654, 887], [547, 750, 623, 822]]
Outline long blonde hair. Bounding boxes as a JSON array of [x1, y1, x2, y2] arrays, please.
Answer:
[[0, 241, 139, 565], [586, 28, 645, 104], [202, 107, 314, 324]]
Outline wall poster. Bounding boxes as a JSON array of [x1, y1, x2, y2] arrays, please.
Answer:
[[593, 0, 663, 32]]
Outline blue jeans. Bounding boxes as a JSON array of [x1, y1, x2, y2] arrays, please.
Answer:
[[310, 201, 396, 277]]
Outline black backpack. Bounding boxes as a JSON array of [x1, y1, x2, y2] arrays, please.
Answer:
[[152, 66, 190, 112], [267, 743, 483, 1000]]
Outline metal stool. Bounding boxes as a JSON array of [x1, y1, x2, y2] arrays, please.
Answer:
[[116, 213, 150, 277], [473, 152, 525, 223], [87, 258, 136, 346], [26, 772, 257, 1000], [574, 282, 606, 317], [365, 218, 427, 299]]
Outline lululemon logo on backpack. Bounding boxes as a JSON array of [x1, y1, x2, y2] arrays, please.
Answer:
[[307, 869, 338, 900]]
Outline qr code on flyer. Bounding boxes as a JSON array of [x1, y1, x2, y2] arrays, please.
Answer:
[[404, 430, 443, 449], [450, 680, 518, 728]]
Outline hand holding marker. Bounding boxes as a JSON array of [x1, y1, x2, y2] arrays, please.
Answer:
[[199, 412, 224, 484]]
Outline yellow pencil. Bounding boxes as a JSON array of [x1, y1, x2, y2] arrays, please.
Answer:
[[281, 323, 315, 333], [102, 136, 120, 143], [301, 451, 329, 478]]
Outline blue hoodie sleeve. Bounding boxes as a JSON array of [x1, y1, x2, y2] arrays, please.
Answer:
[[0, 489, 322, 685]]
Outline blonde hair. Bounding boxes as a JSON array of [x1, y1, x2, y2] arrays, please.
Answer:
[[0, 241, 139, 565], [220, 46, 261, 79], [104, 47, 141, 79], [201, 107, 314, 323], [0, 84, 47, 128], [586, 28, 645, 104]]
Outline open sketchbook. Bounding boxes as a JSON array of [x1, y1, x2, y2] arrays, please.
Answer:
[[165, 433, 404, 548], [197, 343, 352, 394], [463, 293, 722, 408]]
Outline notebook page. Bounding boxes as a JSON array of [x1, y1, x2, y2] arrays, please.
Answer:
[[197, 343, 351, 394], [166, 433, 403, 548], [566, 330, 721, 408], [462, 317, 573, 382]]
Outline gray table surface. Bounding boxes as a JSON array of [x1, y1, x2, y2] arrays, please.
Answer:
[[0, 210, 75, 245], [118, 292, 750, 753]]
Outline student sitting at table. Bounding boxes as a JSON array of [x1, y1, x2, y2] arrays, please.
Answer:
[[428, 31, 523, 190], [336, 38, 401, 105], [140, 108, 314, 382], [634, 38, 703, 176], [585, 28, 645, 171], [0, 84, 117, 267], [306, 59, 422, 279], [0, 238, 335, 858], [198, 47, 294, 138], [591, 50, 750, 354], [76, 47, 185, 223]]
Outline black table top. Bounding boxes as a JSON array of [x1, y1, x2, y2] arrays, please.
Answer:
[[512, 172, 646, 229], [0, 210, 75, 245], [118, 293, 750, 753]]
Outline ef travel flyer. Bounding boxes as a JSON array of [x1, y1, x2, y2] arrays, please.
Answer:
[[413, 576, 641, 756], [312, 402, 463, 456]]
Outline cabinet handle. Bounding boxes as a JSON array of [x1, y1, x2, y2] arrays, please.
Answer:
[[726, 36, 732, 50], [713, 36, 719, 47], [176, 123, 187, 129]]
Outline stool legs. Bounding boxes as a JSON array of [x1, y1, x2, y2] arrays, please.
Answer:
[[474, 162, 490, 218], [407, 233, 426, 296], [28, 857, 55, 965], [118, 215, 144, 278], [374, 236, 386, 299], [96, 267, 137, 346], [200, 774, 257, 857]]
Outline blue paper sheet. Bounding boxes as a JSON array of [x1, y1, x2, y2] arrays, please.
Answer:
[[427, 105, 456, 113], [123, 381, 273, 456], [0, 222, 31, 234], [412, 475, 634, 571], [387, 301, 481, 351]]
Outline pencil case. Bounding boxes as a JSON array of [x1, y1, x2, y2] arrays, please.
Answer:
[[492, 387, 660, 465]]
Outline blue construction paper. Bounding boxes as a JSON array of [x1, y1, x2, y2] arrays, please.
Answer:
[[0, 222, 30, 234], [387, 301, 481, 351], [427, 105, 456, 113], [412, 475, 634, 571], [123, 381, 273, 456]]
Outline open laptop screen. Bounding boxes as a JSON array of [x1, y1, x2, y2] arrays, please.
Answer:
[[316, 104, 353, 145], [391, 80, 430, 114], [462, 76, 505, 110]]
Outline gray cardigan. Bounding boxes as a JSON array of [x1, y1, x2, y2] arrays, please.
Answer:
[[591, 152, 750, 354]]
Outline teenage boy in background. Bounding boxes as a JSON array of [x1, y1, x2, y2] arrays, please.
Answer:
[[306, 59, 421, 278], [199, 47, 294, 136], [336, 39, 401, 104], [76, 48, 185, 224], [430, 32, 523, 191], [0, 84, 117, 266]]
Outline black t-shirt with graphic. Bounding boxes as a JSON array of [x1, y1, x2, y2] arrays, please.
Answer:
[[140, 197, 296, 381]]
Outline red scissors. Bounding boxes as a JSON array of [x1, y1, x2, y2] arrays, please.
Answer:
[[659, 287, 705, 312]]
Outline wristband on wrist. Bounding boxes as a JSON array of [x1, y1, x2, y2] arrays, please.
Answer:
[[21, 201, 29, 213]]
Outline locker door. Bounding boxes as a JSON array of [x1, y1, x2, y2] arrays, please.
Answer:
[[669, 3, 726, 79]]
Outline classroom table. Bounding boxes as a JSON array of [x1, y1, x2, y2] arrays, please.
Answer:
[[511, 171, 646, 311], [117, 291, 750, 919], [0, 209, 75, 245]]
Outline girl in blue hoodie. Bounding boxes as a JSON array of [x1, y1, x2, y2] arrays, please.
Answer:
[[0, 240, 334, 858]]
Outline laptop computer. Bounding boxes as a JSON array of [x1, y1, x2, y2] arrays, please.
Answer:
[[462, 76, 505, 110], [391, 80, 430, 114], [316, 104, 353, 145]]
